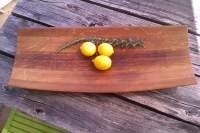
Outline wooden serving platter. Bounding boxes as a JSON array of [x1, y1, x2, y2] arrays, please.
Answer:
[[8, 26, 196, 92]]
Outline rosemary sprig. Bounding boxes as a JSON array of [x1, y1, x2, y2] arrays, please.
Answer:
[[56, 36, 144, 53]]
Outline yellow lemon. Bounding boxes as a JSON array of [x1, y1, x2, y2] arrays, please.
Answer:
[[80, 42, 96, 57], [92, 55, 112, 70], [98, 43, 114, 56]]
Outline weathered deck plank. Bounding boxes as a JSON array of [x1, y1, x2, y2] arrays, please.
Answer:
[[0, 15, 42, 55], [0, 55, 200, 133], [83, 0, 200, 35], [120, 79, 200, 124], [13, 0, 157, 27]]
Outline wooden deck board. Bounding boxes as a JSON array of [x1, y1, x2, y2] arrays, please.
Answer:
[[0, 15, 42, 55], [84, 0, 200, 35]]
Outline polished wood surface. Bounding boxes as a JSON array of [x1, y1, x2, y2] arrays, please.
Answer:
[[8, 26, 196, 92]]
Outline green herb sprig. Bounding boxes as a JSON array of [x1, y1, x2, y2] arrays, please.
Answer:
[[56, 36, 144, 53]]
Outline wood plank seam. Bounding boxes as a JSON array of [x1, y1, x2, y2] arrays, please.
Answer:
[[1, 87, 200, 132], [153, 91, 200, 109], [114, 94, 200, 128], [12, 12, 53, 27], [0, 49, 14, 58], [80, 0, 200, 36]]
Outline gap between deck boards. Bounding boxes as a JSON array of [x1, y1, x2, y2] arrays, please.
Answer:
[[12, 0, 200, 36], [80, 0, 200, 36], [114, 94, 200, 127]]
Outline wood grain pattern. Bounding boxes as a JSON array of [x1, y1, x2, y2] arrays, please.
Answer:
[[1, 89, 200, 133], [8, 26, 196, 92], [1, 16, 200, 125], [1, 53, 200, 132], [120, 78, 200, 124], [0, 15, 42, 55], [84, 0, 200, 35], [0, 0, 200, 131], [11, 0, 200, 67], [13, 0, 155, 27]]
